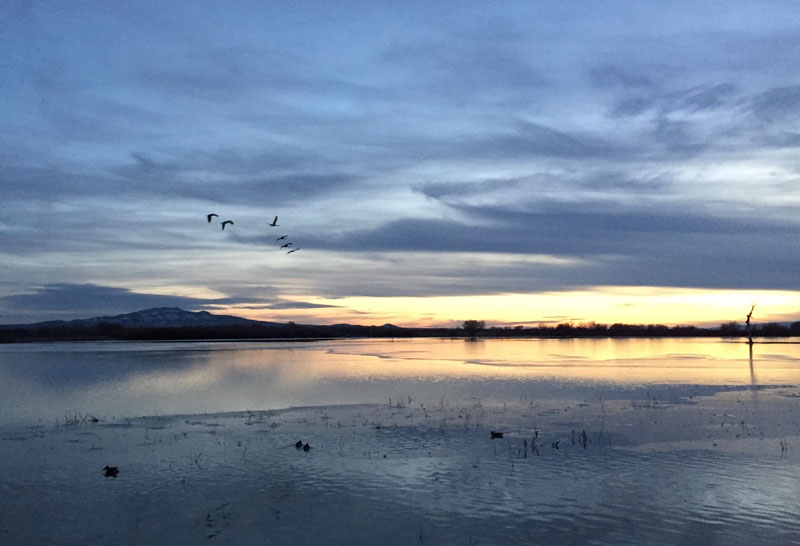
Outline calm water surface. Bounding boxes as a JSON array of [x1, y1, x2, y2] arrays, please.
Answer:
[[2, 337, 799, 545], [1, 337, 798, 426]]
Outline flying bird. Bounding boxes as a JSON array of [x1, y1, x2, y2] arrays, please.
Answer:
[[268, 216, 279, 226], [287, 248, 300, 254], [207, 213, 218, 223], [276, 235, 288, 241], [280, 242, 293, 249], [221, 220, 234, 230]]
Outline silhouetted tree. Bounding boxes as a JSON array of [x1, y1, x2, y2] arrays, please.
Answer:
[[746, 304, 756, 345], [759, 322, 788, 336], [462, 320, 485, 337], [719, 321, 741, 336]]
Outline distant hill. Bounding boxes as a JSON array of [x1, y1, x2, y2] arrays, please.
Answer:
[[332, 322, 402, 329], [0, 307, 422, 342], [2, 307, 280, 329]]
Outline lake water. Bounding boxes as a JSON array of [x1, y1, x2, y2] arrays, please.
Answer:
[[1, 337, 799, 426], [2, 338, 799, 545]]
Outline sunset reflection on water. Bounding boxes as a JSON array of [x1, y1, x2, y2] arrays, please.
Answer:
[[1, 338, 798, 425], [285, 337, 800, 385]]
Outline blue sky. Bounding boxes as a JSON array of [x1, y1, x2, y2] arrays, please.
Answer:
[[2, 1, 799, 326]]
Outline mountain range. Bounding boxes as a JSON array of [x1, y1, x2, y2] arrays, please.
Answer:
[[2, 307, 281, 329], [1, 307, 404, 331]]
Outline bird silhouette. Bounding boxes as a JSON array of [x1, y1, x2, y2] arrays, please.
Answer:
[[268, 216, 279, 226], [287, 248, 300, 254], [276, 235, 288, 241], [103, 465, 119, 477], [221, 220, 234, 230], [280, 242, 293, 249], [207, 213, 218, 223]]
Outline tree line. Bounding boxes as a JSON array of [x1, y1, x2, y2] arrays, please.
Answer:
[[2, 319, 800, 343]]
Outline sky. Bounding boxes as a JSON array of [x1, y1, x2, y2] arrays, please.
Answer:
[[1, 1, 800, 327]]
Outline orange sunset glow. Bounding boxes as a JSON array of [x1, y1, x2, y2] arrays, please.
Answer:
[[211, 287, 800, 328]]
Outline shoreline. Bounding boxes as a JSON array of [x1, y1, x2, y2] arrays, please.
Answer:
[[5, 334, 800, 345], [6, 332, 800, 345]]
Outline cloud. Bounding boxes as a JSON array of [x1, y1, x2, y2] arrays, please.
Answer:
[[382, 29, 547, 106], [461, 121, 629, 160], [114, 151, 358, 208], [283, 199, 800, 296], [414, 171, 669, 208], [267, 301, 340, 310], [2, 2, 800, 325], [590, 64, 656, 91], [651, 116, 706, 157], [749, 85, 800, 124], [677, 83, 737, 112], [590, 61, 739, 121], [415, 178, 526, 203], [0, 165, 121, 201], [0, 284, 209, 323], [301, 202, 791, 254], [760, 131, 800, 149]]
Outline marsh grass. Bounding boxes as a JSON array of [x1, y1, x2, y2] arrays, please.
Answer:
[[57, 412, 99, 427]]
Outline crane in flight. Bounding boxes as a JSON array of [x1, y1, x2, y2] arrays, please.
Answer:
[[276, 235, 288, 241], [207, 213, 218, 223], [221, 220, 234, 230], [287, 248, 300, 254], [268, 216, 279, 226], [280, 242, 293, 249]]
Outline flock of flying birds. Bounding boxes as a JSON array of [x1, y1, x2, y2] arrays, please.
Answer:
[[206, 213, 300, 254]]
